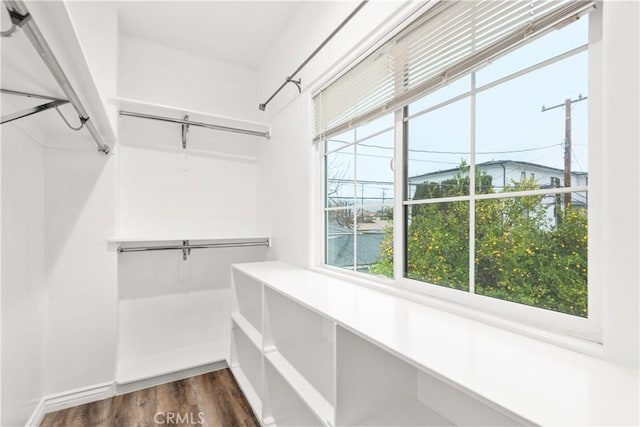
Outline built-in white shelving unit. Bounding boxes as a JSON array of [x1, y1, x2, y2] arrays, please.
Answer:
[[263, 357, 324, 427], [231, 318, 263, 417], [233, 268, 264, 334], [231, 261, 640, 427], [263, 287, 334, 423]]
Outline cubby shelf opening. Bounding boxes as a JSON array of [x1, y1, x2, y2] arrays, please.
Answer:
[[263, 287, 335, 406]]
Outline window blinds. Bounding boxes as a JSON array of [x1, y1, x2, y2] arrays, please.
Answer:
[[313, 0, 595, 141]]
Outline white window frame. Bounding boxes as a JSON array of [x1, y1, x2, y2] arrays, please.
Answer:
[[316, 5, 603, 345]]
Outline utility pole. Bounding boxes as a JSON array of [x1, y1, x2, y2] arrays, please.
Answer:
[[541, 94, 587, 208], [380, 187, 387, 219]]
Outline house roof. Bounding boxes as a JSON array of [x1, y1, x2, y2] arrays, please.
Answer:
[[409, 160, 588, 181]]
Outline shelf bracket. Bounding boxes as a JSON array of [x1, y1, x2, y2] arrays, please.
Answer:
[[182, 240, 191, 260], [0, 88, 70, 124], [181, 115, 189, 149]]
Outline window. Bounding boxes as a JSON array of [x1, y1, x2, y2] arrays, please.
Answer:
[[325, 114, 394, 274], [405, 16, 589, 317], [317, 1, 596, 333]]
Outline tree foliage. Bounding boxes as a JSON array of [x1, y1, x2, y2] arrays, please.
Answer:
[[370, 163, 588, 317]]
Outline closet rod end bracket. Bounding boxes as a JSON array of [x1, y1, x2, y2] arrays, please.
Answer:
[[1, 8, 31, 37], [181, 115, 189, 150], [182, 240, 191, 260], [286, 77, 302, 94]]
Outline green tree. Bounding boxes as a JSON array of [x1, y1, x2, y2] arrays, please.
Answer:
[[370, 164, 588, 317]]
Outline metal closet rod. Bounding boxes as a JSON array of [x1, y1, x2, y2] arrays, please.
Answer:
[[119, 110, 270, 139], [2, 0, 111, 155], [118, 239, 271, 254], [258, 0, 369, 111]]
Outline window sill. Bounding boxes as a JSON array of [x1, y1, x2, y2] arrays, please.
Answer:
[[313, 264, 603, 357]]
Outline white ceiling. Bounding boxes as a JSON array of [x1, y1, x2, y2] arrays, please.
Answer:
[[116, 1, 303, 69]]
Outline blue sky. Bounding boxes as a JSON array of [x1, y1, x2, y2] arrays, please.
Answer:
[[326, 15, 589, 206]]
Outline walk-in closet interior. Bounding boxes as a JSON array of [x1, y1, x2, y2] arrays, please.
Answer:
[[1, 1, 638, 426]]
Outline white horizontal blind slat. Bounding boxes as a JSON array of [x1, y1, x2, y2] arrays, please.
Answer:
[[313, 0, 595, 141]]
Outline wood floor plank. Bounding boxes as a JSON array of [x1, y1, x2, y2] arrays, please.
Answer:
[[190, 374, 224, 427], [39, 369, 258, 427], [129, 386, 158, 427], [85, 397, 111, 426]]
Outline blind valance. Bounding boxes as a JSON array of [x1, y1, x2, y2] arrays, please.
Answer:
[[313, 0, 595, 141]]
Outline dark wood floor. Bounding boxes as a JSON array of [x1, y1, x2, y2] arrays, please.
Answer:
[[40, 369, 259, 427]]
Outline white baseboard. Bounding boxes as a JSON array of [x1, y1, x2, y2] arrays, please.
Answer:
[[25, 381, 115, 427], [24, 361, 229, 426], [25, 398, 45, 427], [115, 360, 228, 395]]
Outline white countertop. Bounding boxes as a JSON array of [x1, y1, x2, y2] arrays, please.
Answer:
[[233, 261, 639, 426]]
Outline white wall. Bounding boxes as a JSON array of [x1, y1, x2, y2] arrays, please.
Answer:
[[118, 34, 261, 122], [256, 1, 419, 121], [114, 21, 268, 383], [66, 1, 119, 133], [598, 0, 639, 369], [116, 146, 259, 238], [257, 94, 314, 267], [257, 1, 640, 368], [256, 1, 417, 269], [1, 124, 46, 426], [1, 0, 120, 412], [42, 149, 117, 395], [116, 27, 264, 238]]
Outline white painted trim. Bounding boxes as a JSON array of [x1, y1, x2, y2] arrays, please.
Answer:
[[324, 203, 393, 212], [26, 381, 116, 426], [116, 360, 228, 395], [403, 186, 589, 206], [25, 399, 45, 427], [312, 264, 603, 357], [324, 126, 394, 155]]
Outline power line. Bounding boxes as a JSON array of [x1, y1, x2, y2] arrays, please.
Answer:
[[327, 139, 563, 156]]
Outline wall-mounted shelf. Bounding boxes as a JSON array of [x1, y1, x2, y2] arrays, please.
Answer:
[[112, 236, 270, 260], [110, 235, 270, 244], [114, 97, 270, 157]]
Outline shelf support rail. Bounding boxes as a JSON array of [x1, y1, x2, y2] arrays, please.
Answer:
[[1, 0, 111, 154], [118, 239, 271, 260], [0, 89, 69, 124], [119, 110, 271, 140]]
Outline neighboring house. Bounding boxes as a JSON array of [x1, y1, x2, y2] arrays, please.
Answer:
[[408, 160, 588, 207], [327, 222, 387, 270]]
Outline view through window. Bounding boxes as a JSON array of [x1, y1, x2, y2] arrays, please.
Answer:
[[323, 12, 589, 318]]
